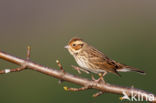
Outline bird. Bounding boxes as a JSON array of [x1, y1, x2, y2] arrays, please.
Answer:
[[65, 37, 145, 82]]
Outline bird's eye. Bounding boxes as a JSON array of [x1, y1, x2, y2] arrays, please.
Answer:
[[72, 44, 76, 46]]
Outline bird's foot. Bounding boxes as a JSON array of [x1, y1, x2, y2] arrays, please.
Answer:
[[91, 74, 105, 83], [91, 72, 107, 83]]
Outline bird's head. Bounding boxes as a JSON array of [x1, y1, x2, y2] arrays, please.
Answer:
[[65, 38, 86, 55]]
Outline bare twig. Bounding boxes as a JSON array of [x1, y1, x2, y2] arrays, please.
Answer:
[[26, 46, 31, 60], [56, 60, 65, 84], [64, 86, 90, 91], [0, 66, 26, 74], [0, 49, 155, 103], [92, 91, 104, 97], [71, 65, 82, 74], [72, 65, 90, 74]]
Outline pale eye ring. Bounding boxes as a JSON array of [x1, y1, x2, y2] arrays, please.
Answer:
[[72, 44, 76, 46]]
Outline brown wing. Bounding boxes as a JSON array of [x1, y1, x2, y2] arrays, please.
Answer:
[[84, 45, 121, 76]]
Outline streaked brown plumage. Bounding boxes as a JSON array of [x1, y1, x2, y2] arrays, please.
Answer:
[[65, 38, 145, 77]]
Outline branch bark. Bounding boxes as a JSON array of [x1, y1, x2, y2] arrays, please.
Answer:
[[0, 50, 155, 103]]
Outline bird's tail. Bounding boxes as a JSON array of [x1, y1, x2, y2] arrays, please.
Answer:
[[117, 66, 146, 75]]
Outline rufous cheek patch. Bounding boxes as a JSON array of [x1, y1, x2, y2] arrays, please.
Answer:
[[73, 45, 82, 50]]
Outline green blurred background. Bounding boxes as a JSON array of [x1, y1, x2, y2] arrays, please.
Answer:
[[0, 0, 156, 103]]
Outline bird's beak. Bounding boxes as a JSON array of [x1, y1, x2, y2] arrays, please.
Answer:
[[64, 45, 69, 49]]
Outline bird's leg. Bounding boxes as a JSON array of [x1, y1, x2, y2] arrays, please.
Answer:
[[91, 72, 107, 83], [71, 65, 90, 74]]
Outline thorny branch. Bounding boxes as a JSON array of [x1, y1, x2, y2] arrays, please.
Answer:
[[0, 47, 155, 103]]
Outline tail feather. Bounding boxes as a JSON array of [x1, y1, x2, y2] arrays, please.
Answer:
[[117, 66, 146, 75]]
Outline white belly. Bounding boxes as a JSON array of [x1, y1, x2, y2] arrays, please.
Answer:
[[74, 56, 106, 73], [75, 56, 89, 70]]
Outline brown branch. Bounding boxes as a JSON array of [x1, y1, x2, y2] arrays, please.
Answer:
[[0, 49, 155, 103], [0, 46, 31, 74]]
